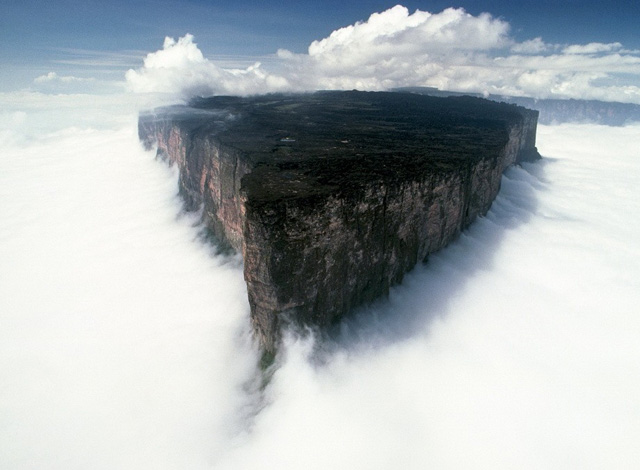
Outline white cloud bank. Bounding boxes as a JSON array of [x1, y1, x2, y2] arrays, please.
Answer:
[[125, 5, 640, 104], [1, 96, 639, 469], [0, 109, 260, 470], [125, 34, 291, 98]]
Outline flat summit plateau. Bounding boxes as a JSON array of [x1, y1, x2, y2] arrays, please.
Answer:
[[139, 91, 540, 351]]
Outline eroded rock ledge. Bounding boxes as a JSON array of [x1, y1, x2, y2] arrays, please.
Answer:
[[139, 91, 540, 351]]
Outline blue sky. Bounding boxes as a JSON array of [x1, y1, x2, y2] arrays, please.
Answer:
[[2, 1, 640, 101], [4, 1, 639, 65]]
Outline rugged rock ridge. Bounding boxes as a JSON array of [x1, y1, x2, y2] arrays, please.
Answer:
[[139, 91, 540, 351]]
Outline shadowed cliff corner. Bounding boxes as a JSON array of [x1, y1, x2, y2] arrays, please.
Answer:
[[245, 151, 544, 377], [314, 158, 547, 358]]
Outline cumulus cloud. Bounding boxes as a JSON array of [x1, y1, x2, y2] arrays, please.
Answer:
[[510, 37, 550, 54], [126, 5, 640, 104], [282, 5, 512, 91], [125, 34, 291, 99], [307, 6, 510, 61]]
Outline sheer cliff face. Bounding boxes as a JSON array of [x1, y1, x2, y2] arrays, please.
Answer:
[[243, 173, 468, 350], [139, 92, 539, 352], [140, 115, 248, 252]]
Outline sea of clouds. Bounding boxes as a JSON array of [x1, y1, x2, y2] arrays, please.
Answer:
[[2, 4, 640, 470], [3, 94, 639, 470]]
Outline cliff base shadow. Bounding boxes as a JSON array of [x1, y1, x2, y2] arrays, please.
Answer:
[[288, 158, 550, 363]]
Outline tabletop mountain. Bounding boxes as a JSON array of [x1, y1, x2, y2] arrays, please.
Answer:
[[139, 91, 540, 352]]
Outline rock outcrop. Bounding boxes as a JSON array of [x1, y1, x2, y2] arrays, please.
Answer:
[[139, 91, 540, 351]]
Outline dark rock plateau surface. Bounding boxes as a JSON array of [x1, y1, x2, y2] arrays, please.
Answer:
[[139, 91, 540, 351]]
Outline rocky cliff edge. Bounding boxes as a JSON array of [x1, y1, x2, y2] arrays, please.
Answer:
[[139, 91, 540, 352]]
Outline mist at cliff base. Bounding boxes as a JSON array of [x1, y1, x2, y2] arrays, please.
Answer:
[[1, 94, 639, 470]]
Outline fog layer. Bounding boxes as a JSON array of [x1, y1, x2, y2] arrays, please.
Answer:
[[1, 98, 639, 469], [0, 110, 258, 469]]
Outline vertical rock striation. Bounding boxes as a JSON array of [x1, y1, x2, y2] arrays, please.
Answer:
[[139, 91, 540, 351]]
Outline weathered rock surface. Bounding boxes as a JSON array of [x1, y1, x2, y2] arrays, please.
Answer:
[[139, 91, 540, 351]]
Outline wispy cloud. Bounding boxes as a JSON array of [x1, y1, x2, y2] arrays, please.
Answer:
[[563, 42, 623, 54], [125, 35, 291, 98], [34, 72, 94, 83], [31, 71, 125, 94], [49, 47, 148, 68]]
